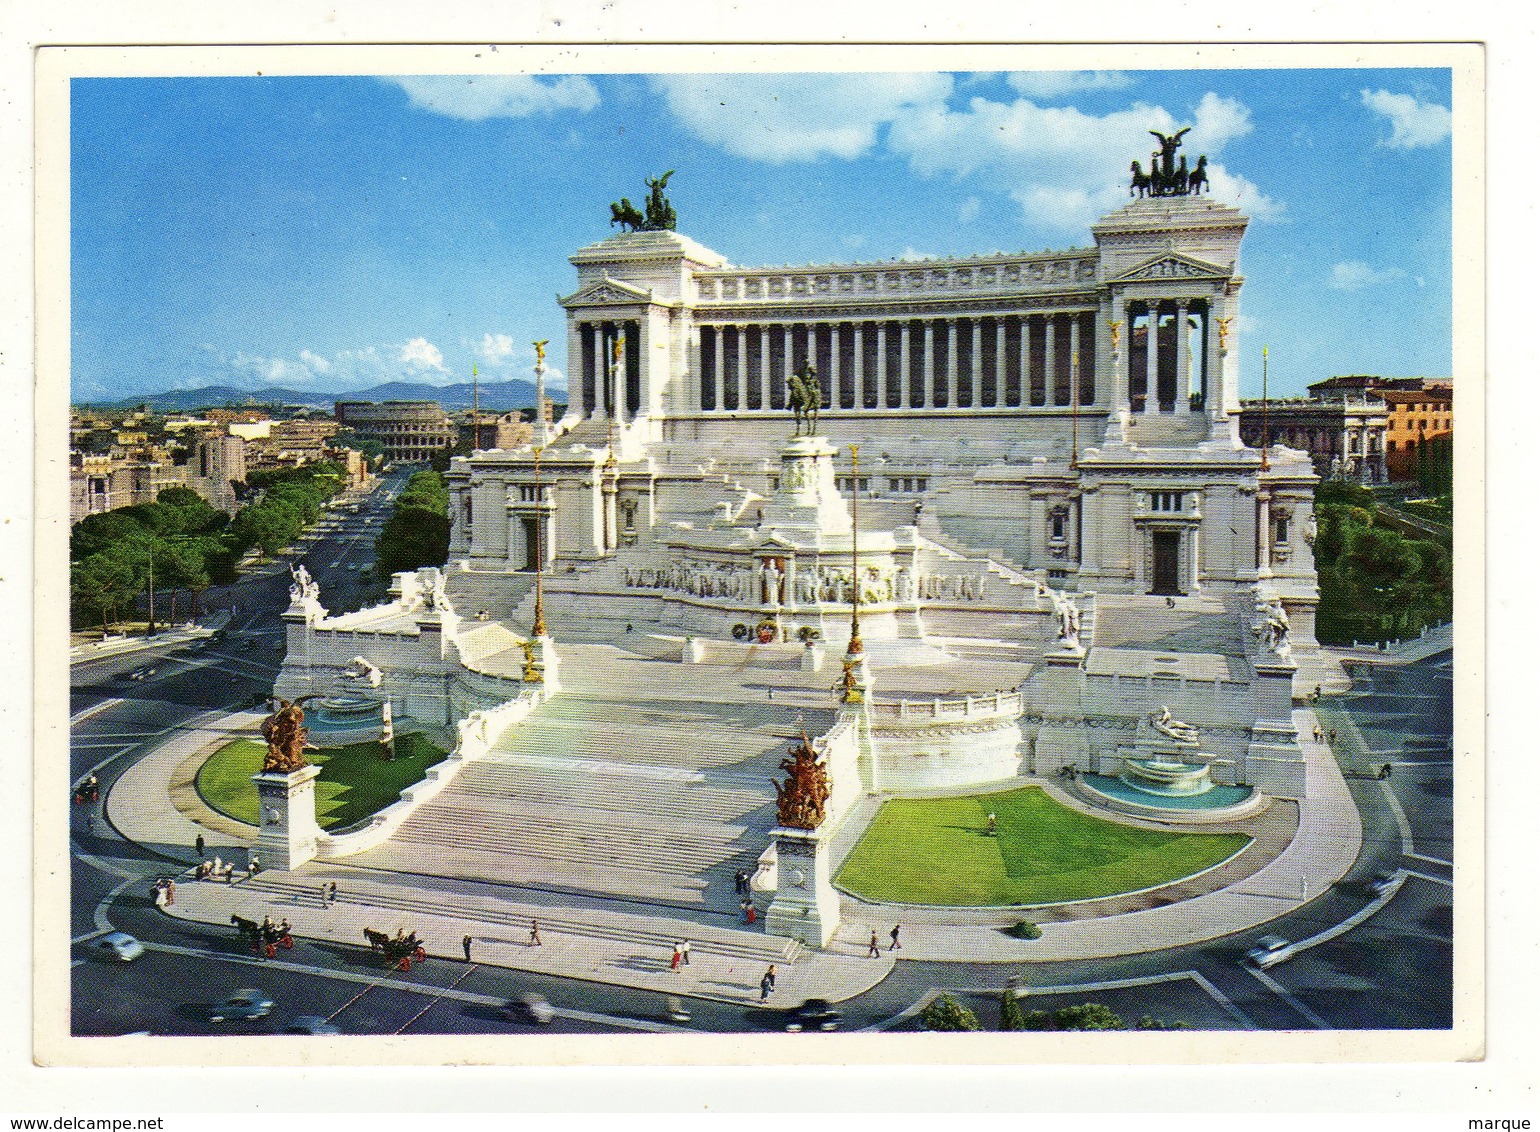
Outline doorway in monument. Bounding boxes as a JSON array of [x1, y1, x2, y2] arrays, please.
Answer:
[[1150, 530, 1182, 595], [520, 515, 539, 572]]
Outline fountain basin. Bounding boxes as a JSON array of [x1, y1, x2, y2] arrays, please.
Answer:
[[1121, 757, 1214, 797]]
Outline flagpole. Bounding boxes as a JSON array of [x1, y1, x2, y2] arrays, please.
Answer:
[[1260, 344, 1270, 472]]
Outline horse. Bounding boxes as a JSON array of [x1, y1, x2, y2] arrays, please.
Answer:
[[363, 927, 392, 953], [609, 198, 645, 232], [231, 913, 261, 939], [788, 365, 820, 435], [1188, 155, 1210, 195], [1129, 160, 1151, 198]]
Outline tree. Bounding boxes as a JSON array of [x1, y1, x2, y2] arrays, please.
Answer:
[[71, 549, 138, 632], [918, 994, 982, 1032], [999, 986, 1027, 1031], [153, 539, 210, 623]]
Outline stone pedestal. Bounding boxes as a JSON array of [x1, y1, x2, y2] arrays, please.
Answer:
[[250, 764, 322, 871], [1246, 659, 1305, 798], [531, 635, 561, 691], [1029, 645, 1090, 774], [764, 826, 841, 948]]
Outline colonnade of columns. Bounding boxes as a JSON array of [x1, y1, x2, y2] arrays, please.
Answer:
[[1118, 297, 1214, 415], [691, 313, 1097, 413], [574, 320, 642, 420]]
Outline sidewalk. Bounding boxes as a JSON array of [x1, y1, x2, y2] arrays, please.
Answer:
[[158, 865, 894, 1009], [70, 611, 230, 665]]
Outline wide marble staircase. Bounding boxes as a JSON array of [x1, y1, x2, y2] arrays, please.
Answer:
[[353, 641, 837, 909]]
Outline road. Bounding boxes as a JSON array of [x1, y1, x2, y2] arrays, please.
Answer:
[[69, 475, 1455, 1035]]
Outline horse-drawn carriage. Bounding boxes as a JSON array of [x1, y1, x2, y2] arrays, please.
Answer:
[[364, 927, 427, 970], [232, 913, 294, 958]]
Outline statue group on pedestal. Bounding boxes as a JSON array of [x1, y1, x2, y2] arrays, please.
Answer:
[[260, 695, 318, 774], [609, 170, 678, 232], [773, 733, 831, 830], [1130, 128, 1210, 198]]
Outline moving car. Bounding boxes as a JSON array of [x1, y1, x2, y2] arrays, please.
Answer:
[[93, 932, 144, 962], [209, 989, 275, 1023], [783, 998, 842, 1032], [283, 1015, 341, 1035], [1368, 870, 1399, 897], [1244, 934, 1294, 970], [500, 993, 555, 1024]]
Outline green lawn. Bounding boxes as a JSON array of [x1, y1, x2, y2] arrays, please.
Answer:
[[197, 732, 448, 831], [834, 787, 1250, 906]]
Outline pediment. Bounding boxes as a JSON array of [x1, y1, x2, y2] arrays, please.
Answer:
[[560, 277, 654, 308], [755, 530, 798, 549], [1112, 252, 1230, 282]]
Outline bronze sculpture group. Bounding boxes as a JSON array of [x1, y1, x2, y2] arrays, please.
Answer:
[[1130, 128, 1209, 199], [610, 170, 678, 232], [259, 695, 317, 774], [773, 733, 832, 830]]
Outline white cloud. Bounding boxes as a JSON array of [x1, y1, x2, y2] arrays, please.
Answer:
[[958, 196, 981, 224], [651, 73, 953, 163], [299, 349, 331, 374], [1361, 89, 1451, 149], [1330, 261, 1409, 291], [386, 74, 600, 121], [898, 247, 935, 262], [476, 333, 517, 366], [399, 337, 446, 371], [1005, 71, 1133, 99], [887, 88, 1281, 230]]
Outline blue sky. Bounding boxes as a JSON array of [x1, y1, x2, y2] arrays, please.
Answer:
[[69, 67, 1453, 403]]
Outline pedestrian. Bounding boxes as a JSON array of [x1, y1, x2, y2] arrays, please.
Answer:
[[680, 939, 691, 966], [767, 688, 774, 702], [889, 924, 902, 951], [248, 852, 261, 876], [1328, 729, 1337, 745], [986, 812, 997, 836], [319, 883, 329, 907], [195, 833, 205, 858], [746, 904, 757, 925], [868, 931, 880, 958], [670, 943, 682, 972], [761, 963, 777, 1001], [462, 934, 473, 962], [328, 881, 337, 904], [734, 870, 747, 895], [152, 880, 165, 908], [529, 919, 542, 946], [165, 878, 175, 906]]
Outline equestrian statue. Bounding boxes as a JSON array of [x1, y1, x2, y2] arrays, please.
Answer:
[[787, 362, 822, 436]]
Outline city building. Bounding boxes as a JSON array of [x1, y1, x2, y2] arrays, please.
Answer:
[[464, 411, 533, 453], [1238, 392, 1388, 482], [334, 400, 457, 464], [1382, 387, 1454, 480]]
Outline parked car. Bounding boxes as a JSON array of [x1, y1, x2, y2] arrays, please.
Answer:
[[93, 932, 144, 963], [209, 989, 275, 1022], [283, 1015, 341, 1035], [1244, 935, 1294, 970], [783, 998, 842, 1032], [1368, 870, 1399, 897], [500, 993, 555, 1024]]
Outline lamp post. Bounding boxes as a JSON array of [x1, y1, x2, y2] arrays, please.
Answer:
[[1260, 344, 1271, 472]]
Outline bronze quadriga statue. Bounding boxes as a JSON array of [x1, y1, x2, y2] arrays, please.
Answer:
[[773, 733, 832, 830]]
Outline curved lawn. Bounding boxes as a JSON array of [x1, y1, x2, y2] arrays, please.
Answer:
[[834, 787, 1249, 906], [197, 733, 447, 830]]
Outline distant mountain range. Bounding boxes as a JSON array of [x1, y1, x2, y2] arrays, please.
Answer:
[[77, 378, 556, 413]]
